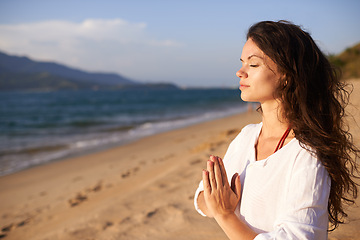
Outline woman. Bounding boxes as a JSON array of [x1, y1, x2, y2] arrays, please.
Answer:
[[194, 20, 359, 239]]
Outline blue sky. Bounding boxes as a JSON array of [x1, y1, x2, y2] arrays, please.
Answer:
[[0, 0, 359, 87]]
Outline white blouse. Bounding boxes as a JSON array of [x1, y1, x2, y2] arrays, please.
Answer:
[[194, 123, 330, 240]]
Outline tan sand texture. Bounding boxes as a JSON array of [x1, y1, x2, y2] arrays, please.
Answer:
[[327, 79, 360, 240], [0, 80, 359, 240]]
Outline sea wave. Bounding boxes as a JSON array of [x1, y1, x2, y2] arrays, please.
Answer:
[[0, 88, 247, 176], [0, 104, 247, 176]]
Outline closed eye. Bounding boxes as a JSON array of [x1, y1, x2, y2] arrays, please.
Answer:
[[250, 64, 259, 67]]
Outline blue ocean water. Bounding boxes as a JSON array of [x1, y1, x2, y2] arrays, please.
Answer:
[[0, 88, 246, 176]]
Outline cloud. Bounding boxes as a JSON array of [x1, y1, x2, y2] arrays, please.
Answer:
[[0, 18, 181, 48], [0, 18, 238, 87], [0, 18, 184, 78]]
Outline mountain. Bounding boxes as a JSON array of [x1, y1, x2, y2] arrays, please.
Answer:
[[0, 51, 178, 91], [328, 42, 360, 79]]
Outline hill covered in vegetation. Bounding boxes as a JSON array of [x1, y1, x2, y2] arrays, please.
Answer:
[[0, 51, 178, 91], [329, 42, 360, 80]]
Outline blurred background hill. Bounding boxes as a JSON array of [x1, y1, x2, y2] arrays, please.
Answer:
[[0, 51, 178, 91], [329, 42, 360, 80]]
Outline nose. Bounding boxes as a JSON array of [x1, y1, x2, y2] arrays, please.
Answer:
[[236, 67, 247, 79]]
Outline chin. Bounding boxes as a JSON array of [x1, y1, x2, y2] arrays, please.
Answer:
[[240, 93, 252, 102]]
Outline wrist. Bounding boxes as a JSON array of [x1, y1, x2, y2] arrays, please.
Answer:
[[214, 211, 237, 223], [214, 212, 258, 240]]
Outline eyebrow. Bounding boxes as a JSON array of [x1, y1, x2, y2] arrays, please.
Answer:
[[240, 54, 264, 62]]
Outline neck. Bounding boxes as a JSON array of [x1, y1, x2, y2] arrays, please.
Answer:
[[260, 100, 289, 138]]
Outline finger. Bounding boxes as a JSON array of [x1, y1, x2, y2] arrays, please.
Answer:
[[231, 172, 238, 191], [218, 157, 229, 186], [213, 157, 224, 188], [202, 169, 211, 196], [207, 159, 217, 190]]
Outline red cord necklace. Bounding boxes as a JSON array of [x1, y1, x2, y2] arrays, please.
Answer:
[[274, 127, 291, 153]]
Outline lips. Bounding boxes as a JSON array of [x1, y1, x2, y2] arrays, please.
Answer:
[[239, 83, 250, 90]]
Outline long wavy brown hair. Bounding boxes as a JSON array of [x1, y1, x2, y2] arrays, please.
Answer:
[[247, 20, 359, 230]]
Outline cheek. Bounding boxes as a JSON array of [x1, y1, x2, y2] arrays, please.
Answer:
[[252, 72, 280, 99], [262, 72, 280, 90]]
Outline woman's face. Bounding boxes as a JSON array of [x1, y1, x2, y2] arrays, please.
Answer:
[[236, 38, 282, 104]]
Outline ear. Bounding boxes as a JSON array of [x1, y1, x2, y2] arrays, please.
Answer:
[[279, 75, 288, 88]]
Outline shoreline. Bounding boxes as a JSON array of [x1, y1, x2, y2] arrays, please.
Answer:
[[0, 80, 359, 239], [0, 101, 248, 177]]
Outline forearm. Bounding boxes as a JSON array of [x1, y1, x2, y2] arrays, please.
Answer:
[[199, 190, 257, 239], [215, 213, 257, 240], [197, 191, 214, 218]]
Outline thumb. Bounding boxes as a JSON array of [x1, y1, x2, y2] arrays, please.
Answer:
[[234, 174, 242, 200], [230, 173, 238, 191]]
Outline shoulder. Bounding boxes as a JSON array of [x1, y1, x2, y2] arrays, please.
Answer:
[[272, 138, 327, 178], [284, 140, 328, 179], [235, 123, 262, 140], [281, 140, 330, 206], [229, 122, 261, 147], [223, 123, 261, 158], [242, 122, 262, 133], [293, 141, 320, 166]]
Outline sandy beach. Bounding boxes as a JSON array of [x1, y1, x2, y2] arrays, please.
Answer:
[[0, 80, 359, 240]]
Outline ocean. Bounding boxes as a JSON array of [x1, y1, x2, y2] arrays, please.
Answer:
[[0, 88, 247, 176]]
